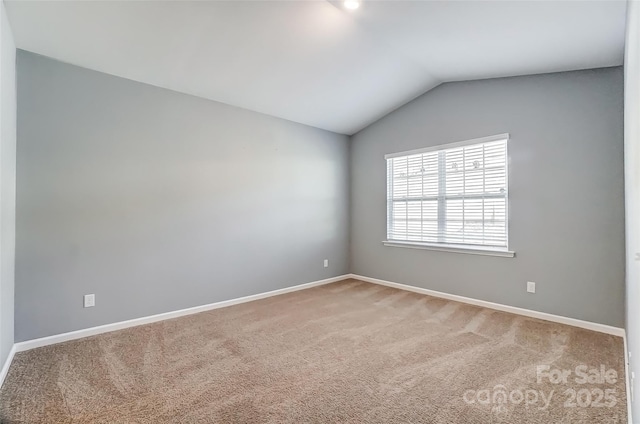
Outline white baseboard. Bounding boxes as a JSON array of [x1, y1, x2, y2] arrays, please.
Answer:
[[14, 274, 350, 353], [348, 274, 625, 337], [624, 334, 633, 424], [16, 273, 623, 353], [0, 344, 17, 388]]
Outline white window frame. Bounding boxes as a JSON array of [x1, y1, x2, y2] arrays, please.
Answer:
[[383, 133, 515, 258]]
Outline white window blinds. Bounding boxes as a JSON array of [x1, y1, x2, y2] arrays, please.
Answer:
[[386, 134, 509, 250]]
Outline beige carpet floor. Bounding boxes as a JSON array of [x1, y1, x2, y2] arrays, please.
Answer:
[[0, 279, 628, 423]]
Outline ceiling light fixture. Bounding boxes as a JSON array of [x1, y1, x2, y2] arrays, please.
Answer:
[[344, 0, 360, 10]]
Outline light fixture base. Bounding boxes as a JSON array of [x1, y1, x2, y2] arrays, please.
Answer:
[[344, 0, 360, 10]]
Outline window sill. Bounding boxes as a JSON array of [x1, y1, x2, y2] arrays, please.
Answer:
[[382, 240, 515, 258]]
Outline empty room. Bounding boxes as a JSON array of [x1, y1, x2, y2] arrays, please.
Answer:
[[0, 0, 638, 422]]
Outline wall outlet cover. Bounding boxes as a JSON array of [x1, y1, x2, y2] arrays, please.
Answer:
[[84, 294, 95, 308]]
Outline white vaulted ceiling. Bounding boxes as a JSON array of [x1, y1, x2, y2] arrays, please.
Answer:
[[5, 0, 627, 135]]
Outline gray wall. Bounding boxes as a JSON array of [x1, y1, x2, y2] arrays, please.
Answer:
[[351, 67, 625, 327], [0, 3, 16, 364], [15, 51, 350, 342]]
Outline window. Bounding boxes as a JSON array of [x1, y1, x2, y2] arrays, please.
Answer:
[[385, 134, 512, 256]]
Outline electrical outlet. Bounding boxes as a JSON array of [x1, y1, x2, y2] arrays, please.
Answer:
[[324, 259, 329, 268], [527, 281, 536, 293], [84, 294, 95, 308]]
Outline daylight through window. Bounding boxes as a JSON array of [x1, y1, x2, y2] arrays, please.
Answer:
[[386, 134, 509, 251]]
